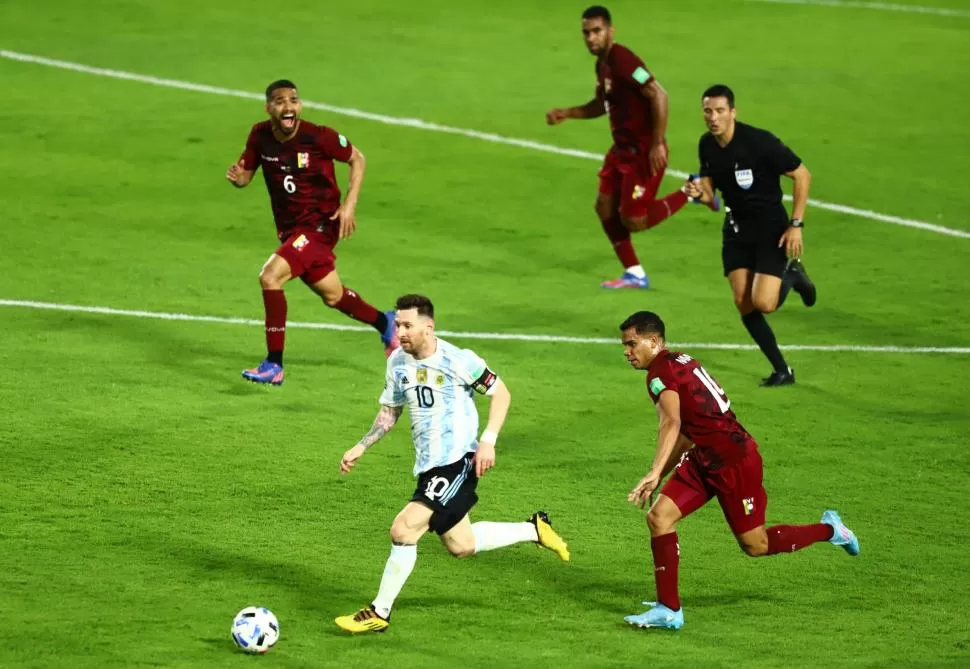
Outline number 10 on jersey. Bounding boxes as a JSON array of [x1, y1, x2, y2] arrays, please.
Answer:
[[415, 386, 435, 408]]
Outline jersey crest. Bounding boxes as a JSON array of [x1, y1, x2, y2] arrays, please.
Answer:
[[734, 168, 754, 190]]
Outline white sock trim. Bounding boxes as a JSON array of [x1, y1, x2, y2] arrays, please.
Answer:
[[472, 521, 539, 553], [625, 265, 646, 278]]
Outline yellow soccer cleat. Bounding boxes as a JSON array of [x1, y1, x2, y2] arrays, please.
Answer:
[[335, 606, 390, 634], [529, 511, 570, 561]]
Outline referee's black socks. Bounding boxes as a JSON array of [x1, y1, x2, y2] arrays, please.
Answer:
[[741, 311, 789, 372]]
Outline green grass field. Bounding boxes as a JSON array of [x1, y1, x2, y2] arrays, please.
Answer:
[[2, 1, 969, 667]]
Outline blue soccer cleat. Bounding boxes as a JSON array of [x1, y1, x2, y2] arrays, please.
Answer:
[[601, 271, 650, 290], [821, 509, 860, 556], [381, 309, 400, 358], [624, 602, 684, 630], [242, 360, 285, 386]]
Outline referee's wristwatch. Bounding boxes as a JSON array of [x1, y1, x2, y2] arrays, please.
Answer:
[[790, 218, 804, 228]]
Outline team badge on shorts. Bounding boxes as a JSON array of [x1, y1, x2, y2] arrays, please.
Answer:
[[742, 497, 755, 515], [292, 234, 309, 250], [735, 168, 754, 190], [297, 152, 310, 169]]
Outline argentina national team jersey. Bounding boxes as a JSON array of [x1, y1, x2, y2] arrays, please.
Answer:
[[379, 338, 493, 475]]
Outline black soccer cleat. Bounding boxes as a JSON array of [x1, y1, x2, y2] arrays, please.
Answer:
[[760, 367, 795, 387], [785, 259, 817, 307]]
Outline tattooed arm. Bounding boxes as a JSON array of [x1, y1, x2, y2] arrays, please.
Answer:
[[340, 405, 404, 475]]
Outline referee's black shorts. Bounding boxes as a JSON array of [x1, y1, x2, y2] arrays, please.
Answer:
[[721, 217, 788, 278]]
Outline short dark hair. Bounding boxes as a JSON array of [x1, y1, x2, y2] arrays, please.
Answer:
[[265, 79, 298, 101], [396, 294, 435, 319], [702, 84, 735, 109], [619, 311, 666, 339], [582, 5, 611, 23]]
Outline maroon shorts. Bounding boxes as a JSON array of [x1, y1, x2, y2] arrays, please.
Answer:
[[660, 446, 767, 535], [275, 230, 336, 285], [598, 144, 668, 219]]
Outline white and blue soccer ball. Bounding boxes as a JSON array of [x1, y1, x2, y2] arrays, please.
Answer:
[[231, 606, 280, 654]]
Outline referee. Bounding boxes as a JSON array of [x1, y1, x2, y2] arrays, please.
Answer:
[[685, 84, 815, 387]]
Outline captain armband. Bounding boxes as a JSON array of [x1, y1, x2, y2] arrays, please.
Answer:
[[472, 368, 499, 396]]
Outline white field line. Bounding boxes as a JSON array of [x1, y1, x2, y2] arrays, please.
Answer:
[[1, 49, 968, 240], [3, 299, 968, 354], [748, 0, 970, 19]]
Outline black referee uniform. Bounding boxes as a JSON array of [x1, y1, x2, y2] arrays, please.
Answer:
[[700, 121, 802, 278], [698, 120, 815, 386]]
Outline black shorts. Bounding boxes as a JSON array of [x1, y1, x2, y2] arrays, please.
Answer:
[[410, 452, 478, 535], [721, 218, 788, 278]]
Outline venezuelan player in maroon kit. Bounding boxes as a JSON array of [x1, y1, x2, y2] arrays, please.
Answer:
[[546, 6, 708, 289], [618, 311, 859, 630], [226, 80, 398, 385]]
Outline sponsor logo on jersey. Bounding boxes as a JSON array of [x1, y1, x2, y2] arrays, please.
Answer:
[[297, 152, 309, 168], [261, 154, 279, 162], [735, 168, 754, 190], [291, 234, 309, 250]]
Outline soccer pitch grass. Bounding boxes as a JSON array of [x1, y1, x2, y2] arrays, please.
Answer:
[[1, 1, 969, 667]]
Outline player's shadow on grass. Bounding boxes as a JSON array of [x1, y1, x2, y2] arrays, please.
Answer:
[[131, 532, 356, 621], [199, 637, 237, 655], [680, 590, 783, 607], [786, 379, 961, 424], [51, 313, 244, 385], [489, 558, 786, 617]]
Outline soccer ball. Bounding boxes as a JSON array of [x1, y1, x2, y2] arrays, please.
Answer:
[[230, 606, 280, 654]]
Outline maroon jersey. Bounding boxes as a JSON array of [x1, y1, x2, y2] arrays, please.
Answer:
[[239, 120, 353, 241], [595, 43, 656, 153], [646, 351, 756, 469]]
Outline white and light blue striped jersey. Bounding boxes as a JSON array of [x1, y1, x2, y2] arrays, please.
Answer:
[[380, 337, 495, 475]]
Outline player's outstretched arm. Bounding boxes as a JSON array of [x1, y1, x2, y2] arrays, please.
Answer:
[[659, 434, 692, 479], [785, 163, 811, 221], [331, 146, 366, 240], [640, 80, 670, 175], [779, 163, 811, 258], [340, 404, 403, 475], [226, 160, 255, 188], [474, 379, 511, 477], [546, 98, 606, 125], [685, 176, 719, 211], [629, 390, 682, 508]]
